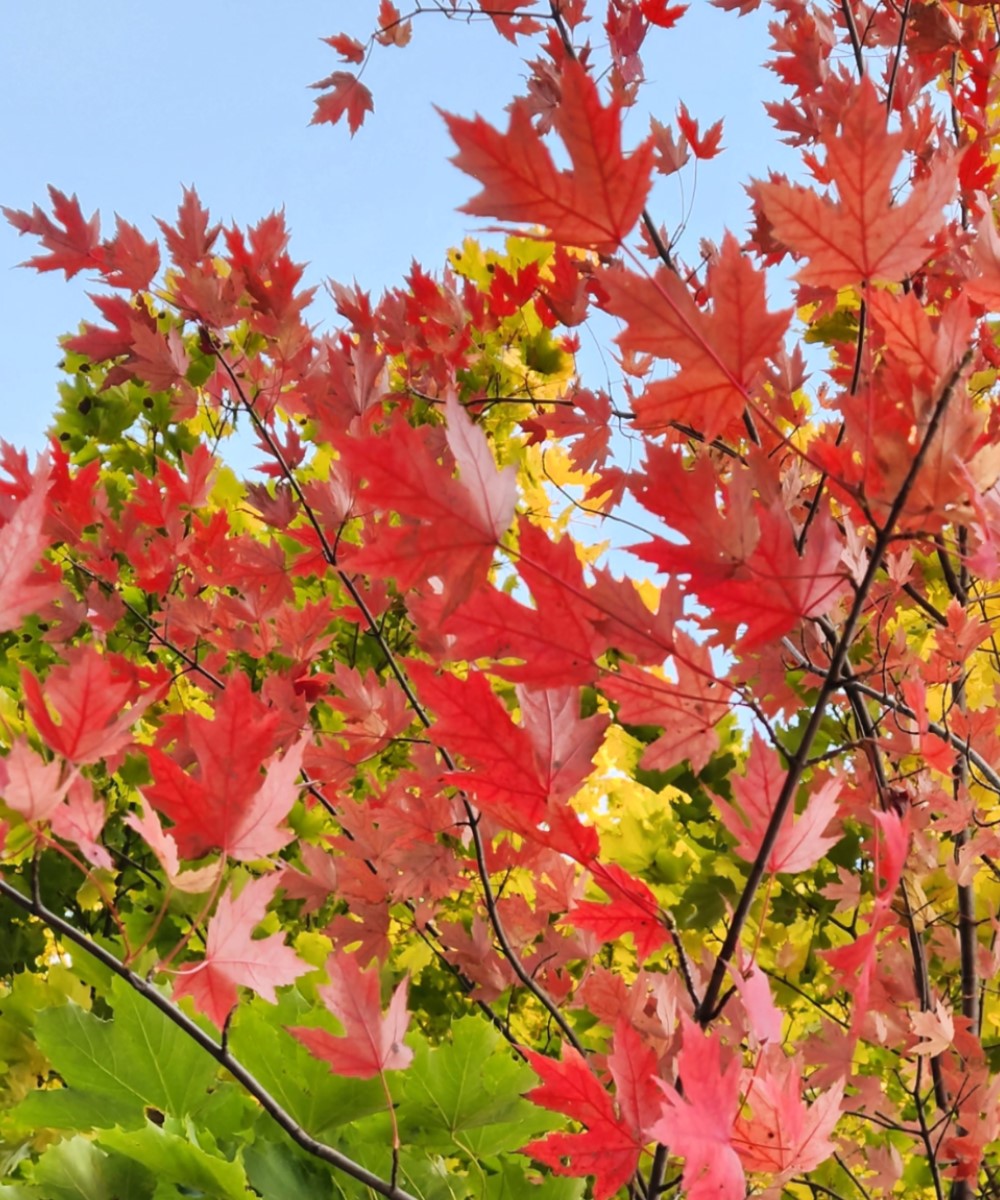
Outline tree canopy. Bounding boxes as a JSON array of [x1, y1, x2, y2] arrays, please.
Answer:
[[4, 2, 1000, 1198]]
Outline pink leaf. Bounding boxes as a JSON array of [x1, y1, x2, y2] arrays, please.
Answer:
[[289, 953, 412, 1078], [173, 875, 308, 1027]]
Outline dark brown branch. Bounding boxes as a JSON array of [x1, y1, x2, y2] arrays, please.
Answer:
[[885, 0, 912, 112], [839, 0, 866, 77], [646, 1144, 668, 1197], [911, 1057, 946, 1200]]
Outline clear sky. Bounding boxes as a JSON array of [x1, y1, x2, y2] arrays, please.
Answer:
[[1, 2, 796, 458]]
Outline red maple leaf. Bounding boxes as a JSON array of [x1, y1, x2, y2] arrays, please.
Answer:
[[344, 394, 516, 615], [125, 804, 222, 894], [601, 632, 728, 773], [63, 294, 141, 362], [288, 952, 412, 1079], [409, 662, 605, 844], [141, 674, 304, 861], [676, 102, 724, 158], [718, 734, 841, 873], [50, 776, 111, 870], [310, 71, 374, 135], [0, 738, 75, 825], [173, 875, 308, 1028], [0, 459, 62, 634], [755, 78, 955, 286], [641, 0, 688, 28], [102, 215, 160, 290], [567, 861, 669, 962], [521, 1022, 659, 1200], [3, 186, 103, 278], [156, 187, 221, 268], [732, 1049, 844, 1181], [375, 0, 412, 46], [445, 519, 606, 686], [707, 503, 847, 650], [22, 646, 167, 766], [442, 59, 654, 254], [602, 235, 790, 439], [323, 32, 366, 64], [633, 465, 846, 649], [475, 0, 543, 43]]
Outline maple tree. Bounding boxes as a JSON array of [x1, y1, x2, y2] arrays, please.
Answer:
[[6, 1, 1000, 1197]]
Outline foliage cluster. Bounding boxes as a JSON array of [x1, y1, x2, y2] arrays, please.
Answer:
[[5, 2, 1000, 1198]]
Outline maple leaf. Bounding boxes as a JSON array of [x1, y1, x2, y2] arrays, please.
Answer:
[[173, 875, 308, 1027], [521, 1030, 655, 1200], [375, 0, 412, 46], [3, 186, 102, 278], [128, 323, 191, 392], [140, 673, 298, 861], [567, 861, 669, 961], [755, 78, 954, 286], [641, 0, 688, 28], [717, 734, 840, 873], [607, 1017, 663, 1138], [156, 186, 221, 268], [310, 71, 374, 135], [475, 0, 544, 43], [0, 738, 75, 825], [288, 953, 412, 1079], [632, 451, 844, 647], [910, 1001, 955, 1057], [63, 293, 140, 362], [730, 959, 783, 1044], [467, 519, 607, 684], [409, 573, 598, 688], [0, 458, 62, 634], [50, 775, 112, 870], [442, 59, 654, 254], [601, 633, 728, 773], [143, 721, 305, 863], [22, 646, 167, 766], [323, 32, 366, 64], [650, 1016, 745, 1200], [408, 662, 604, 845], [126, 803, 223, 894], [650, 116, 690, 175], [676, 102, 724, 158], [732, 1049, 843, 1180], [706, 503, 847, 650], [102, 215, 160, 290], [344, 395, 516, 616], [602, 236, 790, 439]]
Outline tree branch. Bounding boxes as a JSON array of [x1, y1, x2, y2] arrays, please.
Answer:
[[696, 351, 971, 1024]]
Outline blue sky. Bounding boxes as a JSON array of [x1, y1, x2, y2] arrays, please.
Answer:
[[1, 2, 796, 457]]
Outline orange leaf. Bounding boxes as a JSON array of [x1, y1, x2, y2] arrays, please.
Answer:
[[755, 78, 954, 286], [442, 59, 654, 254]]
